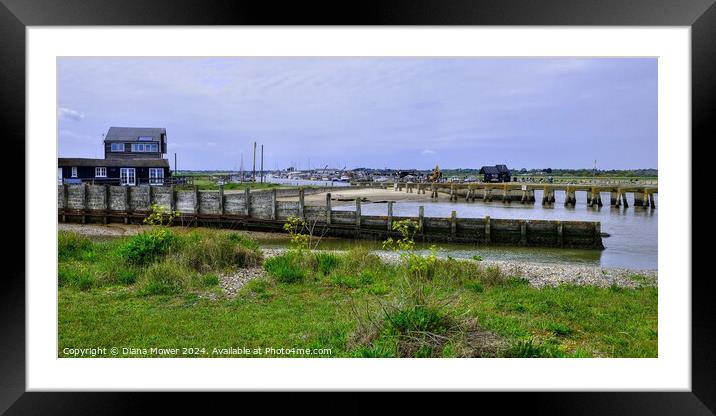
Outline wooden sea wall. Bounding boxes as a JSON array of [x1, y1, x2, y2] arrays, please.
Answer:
[[58, 184, 603, 249]]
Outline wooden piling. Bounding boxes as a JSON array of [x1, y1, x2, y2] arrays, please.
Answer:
[[520, 220, 527, 246], [298, 188, 305, 220], [621, 192, 629, 208], [649, 192, 656, 209], [325, 192, 332, 224], [124, 186, 130, 224], [218, 185, 224, 216], [387, 201, 394, 231], [355, 198, 361, 232], [271, 188, 277, 220], [244, 188, 251, 217], [484, 215, 491, 243], [62, 184, 68, 222], [193, 185, 199, 215], [82, 183, 88, 224], [418, 206, 424, 234], [450, 210, 457, 239], [103, 184, 109, 224], [557, 221, 564, 248]]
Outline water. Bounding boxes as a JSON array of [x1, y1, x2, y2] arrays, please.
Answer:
[[265, 175, 352, 187], [327, 190, 657, 270]]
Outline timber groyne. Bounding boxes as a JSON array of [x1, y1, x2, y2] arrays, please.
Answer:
[[379, 182, 658, 209], [58, 184, 604, 249]]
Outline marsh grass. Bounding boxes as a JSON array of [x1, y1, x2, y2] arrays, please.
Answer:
[[57, 228, 658, 358]]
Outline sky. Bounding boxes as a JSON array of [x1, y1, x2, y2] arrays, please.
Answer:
[[57, 57, 657, 171]]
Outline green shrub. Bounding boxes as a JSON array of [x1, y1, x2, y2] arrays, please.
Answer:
[[202, 273, 220, 287], [241, 278, 272, 301], [314, 252, 341, 276], [385, 305, 448, 335], [58, 231, 93, 261], [137, 261, 194, 296], [503, 339, 564, 358], [264, 254, 305, 283], [547, 322, 572, 337], [58, 262, 94, 291], [465, 281, 484, 293], [472, 255, 483, 261], [117, 269, 138, 285], [121, 229, 177, 265], [178, 231, 262, 271], [358, 270, 375, 285], [227, 232, 261, 251], [331, 273, 360, 288]]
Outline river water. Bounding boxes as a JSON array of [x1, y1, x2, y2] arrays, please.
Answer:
[[326, 190, 657, 270]]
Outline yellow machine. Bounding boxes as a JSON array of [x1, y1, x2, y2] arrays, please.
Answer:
[[429, 164, 442, 182]]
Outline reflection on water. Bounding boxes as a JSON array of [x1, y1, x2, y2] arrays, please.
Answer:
[[327, 190, 657, 270]]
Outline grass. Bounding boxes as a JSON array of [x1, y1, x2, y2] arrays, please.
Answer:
[[58, 233, 657, 358], [175, 178, 291, 191]]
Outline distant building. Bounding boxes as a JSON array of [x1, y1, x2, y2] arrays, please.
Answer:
[[479, 165, 511, 182], [58, 126, 170, 186]]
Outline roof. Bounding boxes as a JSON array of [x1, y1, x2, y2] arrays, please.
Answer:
[[104, 127, 166, 142], [496, 164, 510, 173], [479, 166, 499, 174], [58, 158, 170, 168]]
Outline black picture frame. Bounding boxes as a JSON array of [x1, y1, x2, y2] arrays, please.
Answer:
[[1, 0, 709, 413]]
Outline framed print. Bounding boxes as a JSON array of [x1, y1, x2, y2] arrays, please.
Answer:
[[1, 0, 712, 413]]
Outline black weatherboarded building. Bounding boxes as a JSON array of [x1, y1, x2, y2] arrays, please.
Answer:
[[58, 127, 170, 186], [479, 165, 511, 182]]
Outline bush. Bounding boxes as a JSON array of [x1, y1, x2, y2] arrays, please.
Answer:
[[58, 262, 95, 291], [137, 261, 195, 296], [546, 322, 572, 337], [264, 253, 305, 283], [313, 252, 341, 276], [117, 269, 138, 285], [503, 339, 564, 358], [58, 231, 93, 261], [121, 229, 176, 265], [178, 231, 262, 271], [331, 273, 360, 288], [202, 273, 219, 287], [227, 232, 261, 251], [385, 305, 448, 336]]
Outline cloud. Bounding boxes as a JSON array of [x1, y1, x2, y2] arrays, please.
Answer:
[[58, 107, 85, 121], [421, 149, 436, 155]]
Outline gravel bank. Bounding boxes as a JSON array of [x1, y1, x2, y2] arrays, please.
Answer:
[[219, 267, 267, 298], [261, 248, 657, 289]]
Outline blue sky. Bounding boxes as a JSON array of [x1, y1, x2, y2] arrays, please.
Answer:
[[58, 57, 657, 171]]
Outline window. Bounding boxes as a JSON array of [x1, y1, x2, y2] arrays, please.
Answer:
[[71, 167, 77, 178], [95, 167, 107, 178], [149, 168, 164, 185], [110, 143, 125, 152], [131, 143, 158, 152], [120, 168, 136, 186]]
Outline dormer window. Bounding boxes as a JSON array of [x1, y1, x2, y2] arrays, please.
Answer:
[[110, 143, 125, 152], [131, 143, 158, 152]]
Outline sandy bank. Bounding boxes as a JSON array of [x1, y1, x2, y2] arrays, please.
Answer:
[[279, 187, 448, 205]]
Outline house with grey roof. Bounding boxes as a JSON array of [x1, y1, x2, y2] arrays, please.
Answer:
[[58, 127, 170, 186]]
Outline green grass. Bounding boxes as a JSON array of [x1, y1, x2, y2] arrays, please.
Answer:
[[58, 233, 657, 358], [175, 178, 292, 191]]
